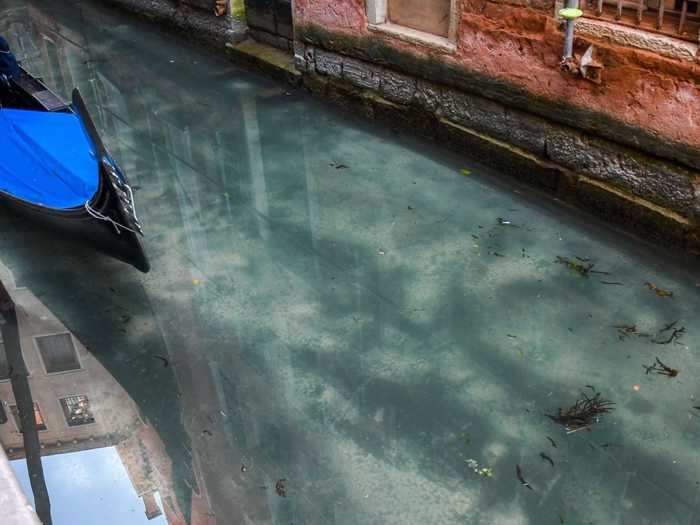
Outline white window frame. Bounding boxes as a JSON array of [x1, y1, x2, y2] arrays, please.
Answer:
[[367, 0, 460, 52]]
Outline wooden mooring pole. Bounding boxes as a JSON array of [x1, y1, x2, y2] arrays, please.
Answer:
[[0, 280, 52, 525]]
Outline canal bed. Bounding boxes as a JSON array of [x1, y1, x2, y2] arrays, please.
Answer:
[[0, 1, 699, 524]]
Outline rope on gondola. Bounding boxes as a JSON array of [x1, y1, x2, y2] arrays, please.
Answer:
[[84, 198, 138, 235], [84, 176, 142, 235]]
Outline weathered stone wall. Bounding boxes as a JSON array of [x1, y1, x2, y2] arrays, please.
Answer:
[[245, 0, 293, 51], [294, 0, 700, 171], [99, 0, 248, 49], [294, 42, 700, 252]]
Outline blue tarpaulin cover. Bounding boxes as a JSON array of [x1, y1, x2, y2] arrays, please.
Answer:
[[0, 108, 98, 209]]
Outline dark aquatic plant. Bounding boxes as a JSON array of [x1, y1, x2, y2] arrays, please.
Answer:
[[643, 357, 679, 378], [555, 256, 611, 278], [556, 256, 594, 277], [546, 387, 615, 434], [652, 321, 685, 345]]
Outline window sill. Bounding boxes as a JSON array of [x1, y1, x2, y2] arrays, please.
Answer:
[[368, 22, 457, 53], [575, 17, 699, 62]]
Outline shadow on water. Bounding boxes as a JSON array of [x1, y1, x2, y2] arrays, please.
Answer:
[[0, 207, 196, 523], [1, 0, 699, 524]]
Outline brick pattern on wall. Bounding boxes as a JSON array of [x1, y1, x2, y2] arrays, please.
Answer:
[[294, 0, 700, 164]]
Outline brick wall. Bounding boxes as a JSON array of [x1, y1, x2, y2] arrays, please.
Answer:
[[294, 0, 700, 170]]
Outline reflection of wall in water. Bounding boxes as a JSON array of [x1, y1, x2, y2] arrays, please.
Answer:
[[0, 269, 186, 523]]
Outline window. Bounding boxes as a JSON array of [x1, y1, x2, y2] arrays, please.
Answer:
[[10, 403, 47, 432], [367, 0, 459, 49], [35, 333, 81, 374], [0, 337, 9, 381], [388, 0, 452, 37], [582, 0, 700, 41], [60, 395, 95, 427]]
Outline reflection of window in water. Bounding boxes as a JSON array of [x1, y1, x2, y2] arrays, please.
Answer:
[[0, 337, 9, 380], [10, 403, 47, 432], [60, 395, 95, 427], [35, 333, 82, 374]]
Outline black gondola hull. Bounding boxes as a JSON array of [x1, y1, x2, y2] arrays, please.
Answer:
[[0, 168, 151, 273], [0, 74, 150, 273]]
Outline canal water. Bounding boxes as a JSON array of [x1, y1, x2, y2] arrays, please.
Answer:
[[0, 1, 699, 524]]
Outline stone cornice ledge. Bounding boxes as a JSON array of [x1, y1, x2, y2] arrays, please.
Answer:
[[576, 18, 699, 63], [368, 22, 457, 53]]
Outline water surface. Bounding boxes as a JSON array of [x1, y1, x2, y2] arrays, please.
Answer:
[[0, 1, 699, 524]]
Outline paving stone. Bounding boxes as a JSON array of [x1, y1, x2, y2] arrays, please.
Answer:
[[342, 57, 382, 90], [314, 49, 343, 77], [547, 130, 696, 215], [413, 80, 441, 112], [380, 69, 416, 105]]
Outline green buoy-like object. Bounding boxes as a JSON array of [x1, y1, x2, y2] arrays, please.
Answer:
[[559, 7, 583, 19]]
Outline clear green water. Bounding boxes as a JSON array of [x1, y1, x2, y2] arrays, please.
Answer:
[[0, 1, 699, 524]]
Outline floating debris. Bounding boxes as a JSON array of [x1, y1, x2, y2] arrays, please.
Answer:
[[546, 436, 558, 448], [465, 458, 493, 478], [613, 324, 649, 341], [497, 217, 517, 227], [645, 282, 673, 298], [461, 169, 471, 176], [652, 321, 686, 345], [643, 357, 679, 378], [241, 464, 247, 473], [275, 479, 287, 497], [556, 256, 611, 277], [555, 256, 593, 277], [600, 281, 623, 286], [540, 452, 555, 467], [546, 387, 615, 433], [516, 465, 533, 490], [152, 355, 169, 368]]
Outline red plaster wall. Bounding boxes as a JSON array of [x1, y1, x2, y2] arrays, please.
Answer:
[[295, 0, 700, 150]]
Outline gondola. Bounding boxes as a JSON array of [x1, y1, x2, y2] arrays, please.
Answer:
[[0, 67, 150, 273]]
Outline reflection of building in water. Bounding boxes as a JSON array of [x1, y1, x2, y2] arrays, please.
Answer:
[[0, 269, 188, 523]]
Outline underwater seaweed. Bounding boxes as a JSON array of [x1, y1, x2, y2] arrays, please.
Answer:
[[546, 387, 615, 433]]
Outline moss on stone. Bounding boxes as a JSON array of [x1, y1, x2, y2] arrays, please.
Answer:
[[225, 39, 300, 84], [231, 0, 245, 20]]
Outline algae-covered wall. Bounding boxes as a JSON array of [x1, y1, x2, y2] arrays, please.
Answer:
[[294, 0, 700, 170]]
